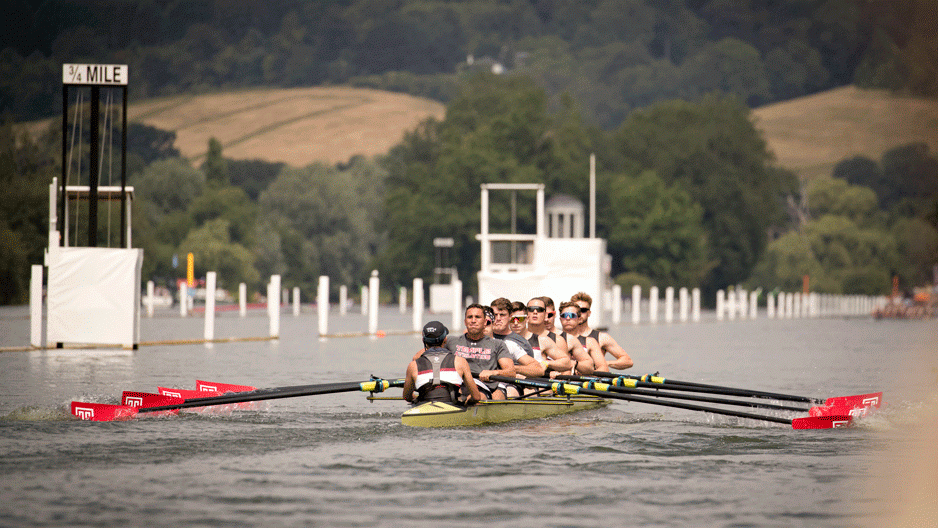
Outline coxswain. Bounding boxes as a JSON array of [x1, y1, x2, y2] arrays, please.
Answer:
[[403, 321, 482, 405], [570, 292, 633, 370]]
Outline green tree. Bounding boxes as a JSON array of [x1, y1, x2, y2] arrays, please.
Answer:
[[612, 95, 791, 295], [0, 122, 54, 304], [602, 170, 711, 287], [177, 218, 259, 289], [202, 137, 229, 187]]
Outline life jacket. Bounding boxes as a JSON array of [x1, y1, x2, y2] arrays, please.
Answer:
[[415, 347, 462, 403]]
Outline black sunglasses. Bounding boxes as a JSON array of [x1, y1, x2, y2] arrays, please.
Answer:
[[525, 306, 546, 313]]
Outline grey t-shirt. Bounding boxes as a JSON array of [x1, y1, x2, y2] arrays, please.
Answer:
[[446, 333, 511, 392]]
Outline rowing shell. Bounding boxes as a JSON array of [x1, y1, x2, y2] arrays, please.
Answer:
[[401, 396, 610, 427]]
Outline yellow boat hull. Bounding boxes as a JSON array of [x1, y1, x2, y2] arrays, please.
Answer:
[[401, 396, 609, 427]]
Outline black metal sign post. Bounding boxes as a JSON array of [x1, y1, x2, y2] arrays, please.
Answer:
[[61, 64, 128, 248]]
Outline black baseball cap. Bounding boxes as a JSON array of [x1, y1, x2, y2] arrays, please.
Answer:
[[422, 321, 448, 346]]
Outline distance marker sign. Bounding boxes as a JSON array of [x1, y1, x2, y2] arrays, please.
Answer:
[[62, 64, 128, 86]]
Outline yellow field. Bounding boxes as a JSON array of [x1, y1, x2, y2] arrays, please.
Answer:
[[131, 86, 445, 166], [752, 85, 938, 179]]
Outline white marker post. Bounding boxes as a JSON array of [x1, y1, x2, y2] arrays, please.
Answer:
[[30, 265, 43, 348], [679, 287, 689, 322], [239, 283, 247, 317], [204, 271, 216, 341], [339, 285, 348, 316], [399, 286, 407, 313], [716, 290, 725, 321], [413, 278, 424, 332], [269, 275, 281, 338], [146, 280, 155, 317], [611, 284, 622, 325], [649, 286, 659, 324], [317, 275, 329, 336], [631, 285, 641, 324], [368, 271, 379, 335], [292, 287, 300, 317]]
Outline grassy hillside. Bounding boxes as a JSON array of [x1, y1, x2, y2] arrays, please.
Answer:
[[31, 86, 446, 167], [752, 86, 938, 180]]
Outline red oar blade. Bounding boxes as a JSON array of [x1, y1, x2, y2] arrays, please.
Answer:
[[195, 380, 256, 393], [121, 391, 183, 416], [157, 387, 222, 399], [71, 401, 138, 421], [825, 392, 882, 410], [812, 392, 883, 418], [195, 380, 258, 410], [792, 415, 853, 429]]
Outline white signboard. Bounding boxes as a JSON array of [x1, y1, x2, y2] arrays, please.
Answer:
[[62, 64, 128, 86]]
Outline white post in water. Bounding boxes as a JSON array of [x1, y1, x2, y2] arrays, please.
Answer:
[[292, 287, 300, 316], [204, 271, 216, 341], [317, 275, 329, 336], [368, 271, 379, 335], [412, 277, 424, 332], [239, 283, 247, 317], [785, 292, 794, 319], [339, 285, 348, 316], [750, 291, 759, 319], [179, 281, 188, 317], [767, 292, 776, 318], [361, 285, 369, 316], [30, 264, 43, 348], [727, 290, 737, 320], [692, 288, 701, 322], [146, 280, 155, 317], [716, 290, 725, 321], [679, 287, 689, 322], [611, 284, 622, 325], [649, 286, 659, 324], [399, 286, 407, 313], [451, 278, 463, 331], [738, 289, 747, 319], [269, 274, 281, 338], [631, 285, 641, 324], [664, 286, 674, 323], [792, 292, 801, 318]]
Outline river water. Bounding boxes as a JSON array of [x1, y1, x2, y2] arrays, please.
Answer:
[[1, 306, 936, 527]]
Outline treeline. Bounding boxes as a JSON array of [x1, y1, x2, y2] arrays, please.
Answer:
[[2, 74, 936, 305], [3, 0, 936, 127]]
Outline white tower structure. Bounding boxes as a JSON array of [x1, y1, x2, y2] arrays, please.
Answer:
[[477, 183, 609, 327]]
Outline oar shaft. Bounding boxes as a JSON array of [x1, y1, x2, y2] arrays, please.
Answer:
[[138, 379, 403, 413], [492, 376, 793, 425], [587, 372, 823, 404], [543, 377, 809, 412]]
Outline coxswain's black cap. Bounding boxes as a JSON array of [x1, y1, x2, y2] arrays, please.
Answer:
[[422, 321, 448, 346]]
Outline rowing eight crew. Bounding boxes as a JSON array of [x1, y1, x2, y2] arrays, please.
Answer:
[[403, 292, 633, 405]]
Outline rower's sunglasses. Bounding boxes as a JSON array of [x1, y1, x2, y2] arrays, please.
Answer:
[[525, 306, 546, 313], [510, 315, 527, 324], [559, 312, 579, 319]]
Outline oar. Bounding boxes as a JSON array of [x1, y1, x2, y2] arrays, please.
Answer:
[[550, 376, 811, 413], [588, 371, 882, 414], [490, 376, 852, 429], [71, 378, 404, 421]]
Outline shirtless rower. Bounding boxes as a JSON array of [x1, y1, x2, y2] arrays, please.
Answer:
[[522, 297, 574, 375], [445, 304, 516, 400], [403, 321, 482, 405], [556, 301, 600, 374], [571, 292, 633, 371]]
